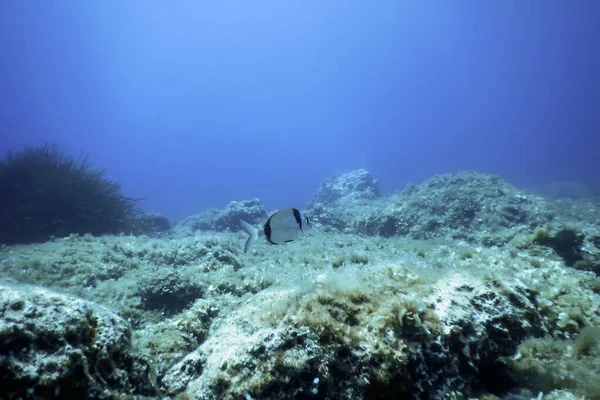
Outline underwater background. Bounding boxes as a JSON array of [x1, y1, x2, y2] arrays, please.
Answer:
[[1, 1, 600, 400], [1, 0, 599, 221]]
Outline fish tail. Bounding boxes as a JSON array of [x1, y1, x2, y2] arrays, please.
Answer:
[[239, 219, 258, 253]]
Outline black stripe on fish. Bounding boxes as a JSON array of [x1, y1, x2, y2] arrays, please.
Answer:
[[264, 216, 274, 244], [293, 208, 302, 231]]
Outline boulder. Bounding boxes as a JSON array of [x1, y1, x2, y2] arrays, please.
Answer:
[[0, 281, 152, 399]]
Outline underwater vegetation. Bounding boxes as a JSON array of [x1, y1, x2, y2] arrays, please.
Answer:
[[0, 144, 171, 245], [0, 168, 599, 399]]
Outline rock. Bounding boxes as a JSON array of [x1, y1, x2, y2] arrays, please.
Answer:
[[1, 168, 599, 399], [136, 270, 205, 315], [214, 198, 268, 232], [175, 209, 220, 232], [531, 226, 600, 274], [176, 198, 267, 233], [133, 298, 219, 379], [311, 169, 380, 205], [132, 212, 172, 235], [355, 172, 553, 244], [306, 170, 381, 232], [532, 226, 585, 265], [159, 264, 544, 399], [306, 202, 352, 232], [0, 280, 153, 399]]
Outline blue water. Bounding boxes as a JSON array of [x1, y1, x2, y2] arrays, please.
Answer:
[[1, 1, 599, 221]]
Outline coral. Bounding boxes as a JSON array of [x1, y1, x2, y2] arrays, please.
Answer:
[[0, 144, 137, 244]]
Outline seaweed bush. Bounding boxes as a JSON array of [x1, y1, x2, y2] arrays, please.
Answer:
[[0, 144, 137, 244]]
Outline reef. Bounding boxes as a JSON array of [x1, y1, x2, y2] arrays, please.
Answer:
[[0, 169, 599, 399]]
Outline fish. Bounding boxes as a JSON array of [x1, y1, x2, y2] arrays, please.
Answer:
[[240, 208, 312, 253]]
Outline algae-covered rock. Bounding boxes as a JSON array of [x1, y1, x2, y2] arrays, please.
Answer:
[[213, 198, 268, 232], [306, 201, 358, 233], [132, 212, 172, 235], [136, 270, 205, 315], [1, 168, 599, 400], [503, 331, 600, 399], [175, 208, 221, 232], [355, 172, 553, 244], [306, 170, 382, 233], [159, 262, 545, 399], [176, 198, 268, 233], [311, 169, 380, 205], [133, 298, 220, 379], [532, 226, 600, 274], [532, 226, 584, 265], [0, 281, 153, 399]]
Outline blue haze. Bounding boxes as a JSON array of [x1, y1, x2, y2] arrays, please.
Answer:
[[1, 1, 599, 221]]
